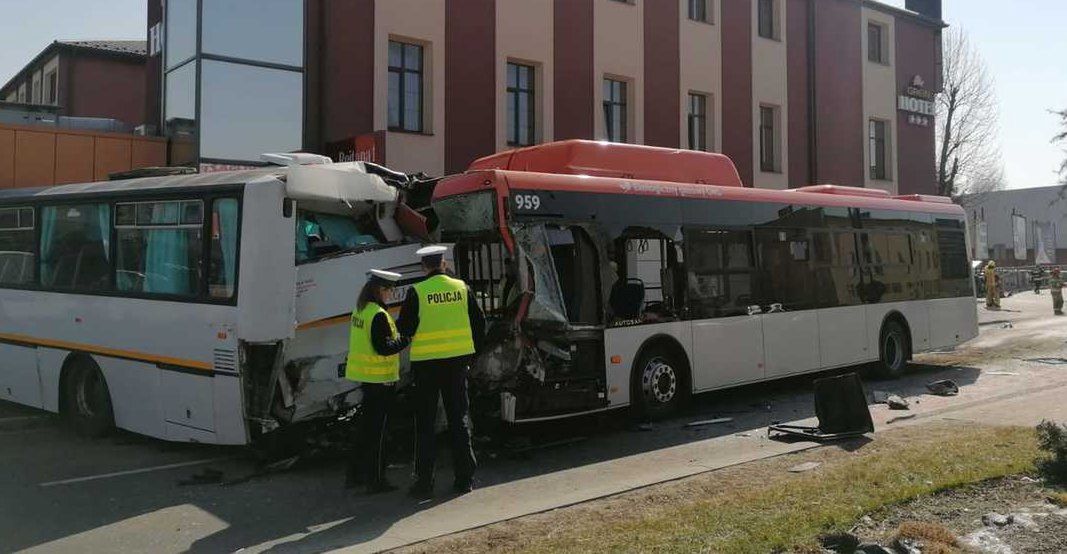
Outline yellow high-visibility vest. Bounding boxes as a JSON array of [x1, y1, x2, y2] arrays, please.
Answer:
[[345, 302, 400, 383], [410, 274, 476, 362]]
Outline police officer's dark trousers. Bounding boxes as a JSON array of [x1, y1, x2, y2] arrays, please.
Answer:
[[349, 382, 395, 487], [412, 357, 477, 486]]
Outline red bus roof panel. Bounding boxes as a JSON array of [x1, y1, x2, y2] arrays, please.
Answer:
[[469, 140, 744, 188]]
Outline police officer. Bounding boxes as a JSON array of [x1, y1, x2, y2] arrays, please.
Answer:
[[345, 269, 410, 494], [1050, 267, 1064, 315], [398, 245, 485, 499]]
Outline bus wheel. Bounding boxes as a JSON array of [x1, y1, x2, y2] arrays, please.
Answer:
[[875, 319, 909, 379], [63, 360, 114, 438], [631, 348, 687, 420]]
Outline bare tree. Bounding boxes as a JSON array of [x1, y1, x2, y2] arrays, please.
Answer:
[[936, 28, 1005, 198], [1055, 109, 1067, 185]]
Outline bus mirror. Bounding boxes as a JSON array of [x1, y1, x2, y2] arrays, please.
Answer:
[[282, 198, 293, 219]]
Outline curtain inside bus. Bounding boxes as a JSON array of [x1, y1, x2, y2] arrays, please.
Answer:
[[210, 198, 238, 299], [144, 202, 190, 294]]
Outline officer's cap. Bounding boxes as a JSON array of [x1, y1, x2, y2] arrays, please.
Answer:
[[367, 269, 402, 284], [416, 245, 448, 265]]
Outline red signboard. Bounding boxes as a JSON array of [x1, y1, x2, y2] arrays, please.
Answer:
[[325, 131, 386, 164]]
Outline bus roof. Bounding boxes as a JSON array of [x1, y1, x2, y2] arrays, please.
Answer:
[[437, 142, 964, 216], [0, 162, 399, 205]]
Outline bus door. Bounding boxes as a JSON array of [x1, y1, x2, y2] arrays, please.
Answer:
[[686, 229, 766, 390], [754, 229, 821, 379]]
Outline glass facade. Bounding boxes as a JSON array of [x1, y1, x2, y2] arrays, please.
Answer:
[[161, 0, 305, 166]]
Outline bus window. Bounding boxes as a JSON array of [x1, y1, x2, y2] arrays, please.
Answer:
[[756, 228, 815, 310], [295, 210, 382, 263], [548, 226, 601, 325], [685, 229, 756, 319], [0, 207, 35, 286], [115, 200, 204, 296], [209, 198, 239, 299], [39, 204, 112, 291]]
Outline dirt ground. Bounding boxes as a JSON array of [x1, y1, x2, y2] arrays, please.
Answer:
[[850, 477, 1067, 553]]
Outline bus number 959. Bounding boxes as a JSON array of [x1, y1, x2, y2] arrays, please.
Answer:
[[514, 194, 541, 211]]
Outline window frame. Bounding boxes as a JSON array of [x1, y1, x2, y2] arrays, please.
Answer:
[[603, 78, 629, 143], [388, 40, 425, 133], [869, 119, 890, 181], [688, 0, 713, 23], [759, 105, 780, 173], [0, 187, 243, 306], [114, 199, 207, 298], [867, 22, 889, 65], [0, 206, 38, 286], [506, 62, 537, 147], [687, 92, 709, 152], [757, 0, 778, 40]]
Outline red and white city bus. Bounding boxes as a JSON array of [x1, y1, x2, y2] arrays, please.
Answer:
[[432, 140, 978, 423]]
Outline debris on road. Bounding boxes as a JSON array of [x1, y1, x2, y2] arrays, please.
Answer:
[[684, 417, 733, 428], [886, 414, 917, 424], [788, 461, 821, 473], [925, 379, 960, 396], [981, 512, 1013, 527], [986, 371, 1019, 376], [1024, 357, 1067, 365], [872, 390, 890, 404], [177, 468, 224, 487], [887, 395, 910, 410]]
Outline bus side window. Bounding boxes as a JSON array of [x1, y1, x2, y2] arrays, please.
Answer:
[[684, 228, 756, 319], [39, 204, 112, 291], [0, 207, 36, 286], [209, 198, 239, 300]]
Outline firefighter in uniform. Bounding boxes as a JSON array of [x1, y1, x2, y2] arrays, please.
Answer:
[[398, 245, 485, 499], [1050, 267, 1064, 315], [984, 261, 1000, 309], [345, 269, 409, 494]]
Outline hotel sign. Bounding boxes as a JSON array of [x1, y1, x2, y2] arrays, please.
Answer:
[[898, 75, 935, 127]]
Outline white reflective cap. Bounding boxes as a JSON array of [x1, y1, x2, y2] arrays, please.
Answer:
[[415, 245, 449, 258], [367, 269, 402, 282]]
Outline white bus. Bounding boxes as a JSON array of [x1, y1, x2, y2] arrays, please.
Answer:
[[433, 141, 979, 422], [0, 156, 429, 445]]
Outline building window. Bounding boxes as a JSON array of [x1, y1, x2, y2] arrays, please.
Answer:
[[759, 105, 780, 173], [45, 70, 57, 105], [868, 22, 888, 64], [757, 0, 778, 40], [507, 62, 536, 147], [31, 73, 42, 104], [603, 78, 628, 143], [688, 93, 709, 151], [869, 119, 890, 180], [688, 0, 712, 23], [388, 41, 424, 133]]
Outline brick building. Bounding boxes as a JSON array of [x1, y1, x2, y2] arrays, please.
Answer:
[[147, 0, 945, 194], [1, 40, 148, 128]]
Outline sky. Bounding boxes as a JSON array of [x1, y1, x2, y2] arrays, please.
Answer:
[[0, 0, 1064, 190]]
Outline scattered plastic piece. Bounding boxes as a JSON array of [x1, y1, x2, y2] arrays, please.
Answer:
[[685, 417, 733, 428], [926, 379, 960, 396]]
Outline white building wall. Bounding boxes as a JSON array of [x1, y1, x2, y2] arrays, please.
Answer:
[[594, 0, 644, 144], [679, 0, 723, 152], [862, 6, 899, 194], [751, 0, 789, 190], [495, 0, 555, 152]]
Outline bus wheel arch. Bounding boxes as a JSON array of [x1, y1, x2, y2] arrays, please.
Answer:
[[875, 312, 912, 379], [629, 335, 692, 420], [59, 353, 115, 438]]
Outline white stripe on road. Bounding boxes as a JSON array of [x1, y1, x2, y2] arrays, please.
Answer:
[[38, 457, 232, 488]]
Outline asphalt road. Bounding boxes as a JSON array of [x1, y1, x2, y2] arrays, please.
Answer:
[[3, 294, 1067, 553]]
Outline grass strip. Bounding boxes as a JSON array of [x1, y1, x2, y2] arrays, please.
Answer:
[[413, 423, 1040, 554]]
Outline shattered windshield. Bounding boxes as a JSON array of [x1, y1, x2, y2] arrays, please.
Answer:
[[435, 192, 497, 235], [295, 210, 383, 263], [513, 224, 569, 324]]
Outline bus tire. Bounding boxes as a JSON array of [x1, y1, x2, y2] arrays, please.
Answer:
[[62, 359, 115, 438], [630, 345, 689, 421], [874, 319, 909, 379]]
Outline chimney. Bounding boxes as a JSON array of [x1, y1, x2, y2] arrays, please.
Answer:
[[905, 0, 943, 20]]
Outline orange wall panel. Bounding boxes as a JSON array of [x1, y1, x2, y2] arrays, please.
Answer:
[[54, 133, 95, 185], [93, 137, 132, 181], [14, 130, 56, 187], [131, 139, 166, 168], [0, 128, 14, 188]]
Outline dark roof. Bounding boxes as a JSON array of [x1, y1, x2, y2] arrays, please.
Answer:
[[58, 40, 147, 56], [1, 39, 147, 94]]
